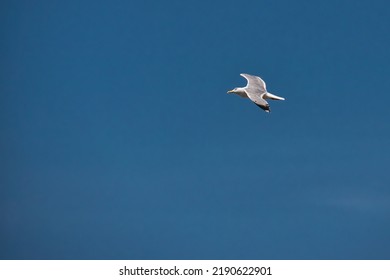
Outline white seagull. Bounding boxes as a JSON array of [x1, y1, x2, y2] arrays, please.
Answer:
[[227, 73, 285, 112]]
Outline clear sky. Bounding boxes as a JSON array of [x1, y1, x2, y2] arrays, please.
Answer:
[[1, 0, 390, 259]]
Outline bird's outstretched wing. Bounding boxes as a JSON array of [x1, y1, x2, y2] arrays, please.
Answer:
[[240, 73, 267, 93], [246, 90, 270, 112]]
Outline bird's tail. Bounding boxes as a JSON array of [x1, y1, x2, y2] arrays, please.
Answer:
[[265, 92, 285, 101]]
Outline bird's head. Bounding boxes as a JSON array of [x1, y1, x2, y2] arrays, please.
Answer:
[[227, 88, 238, 94]]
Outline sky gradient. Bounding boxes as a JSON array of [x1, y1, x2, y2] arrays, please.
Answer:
[[1, 0, 390, 259]]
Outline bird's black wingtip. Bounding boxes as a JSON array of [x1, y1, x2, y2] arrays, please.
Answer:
[[255, 103, 271, 113]]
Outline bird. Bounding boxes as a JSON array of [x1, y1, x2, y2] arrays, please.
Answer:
[[227, 73, 285, 112]]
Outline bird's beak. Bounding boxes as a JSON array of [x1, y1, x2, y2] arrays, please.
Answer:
[[227, 89, 234, 94]]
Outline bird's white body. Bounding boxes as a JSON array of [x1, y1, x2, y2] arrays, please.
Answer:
[[228, 73, 285, 112]]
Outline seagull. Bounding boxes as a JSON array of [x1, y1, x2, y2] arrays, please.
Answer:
[[227, 73, 285, 112]]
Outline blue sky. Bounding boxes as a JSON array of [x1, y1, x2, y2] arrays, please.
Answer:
[[1, 0, 390, 259]]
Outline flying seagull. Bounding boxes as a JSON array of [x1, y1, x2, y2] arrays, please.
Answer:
[[227, 73, 285, 112]]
